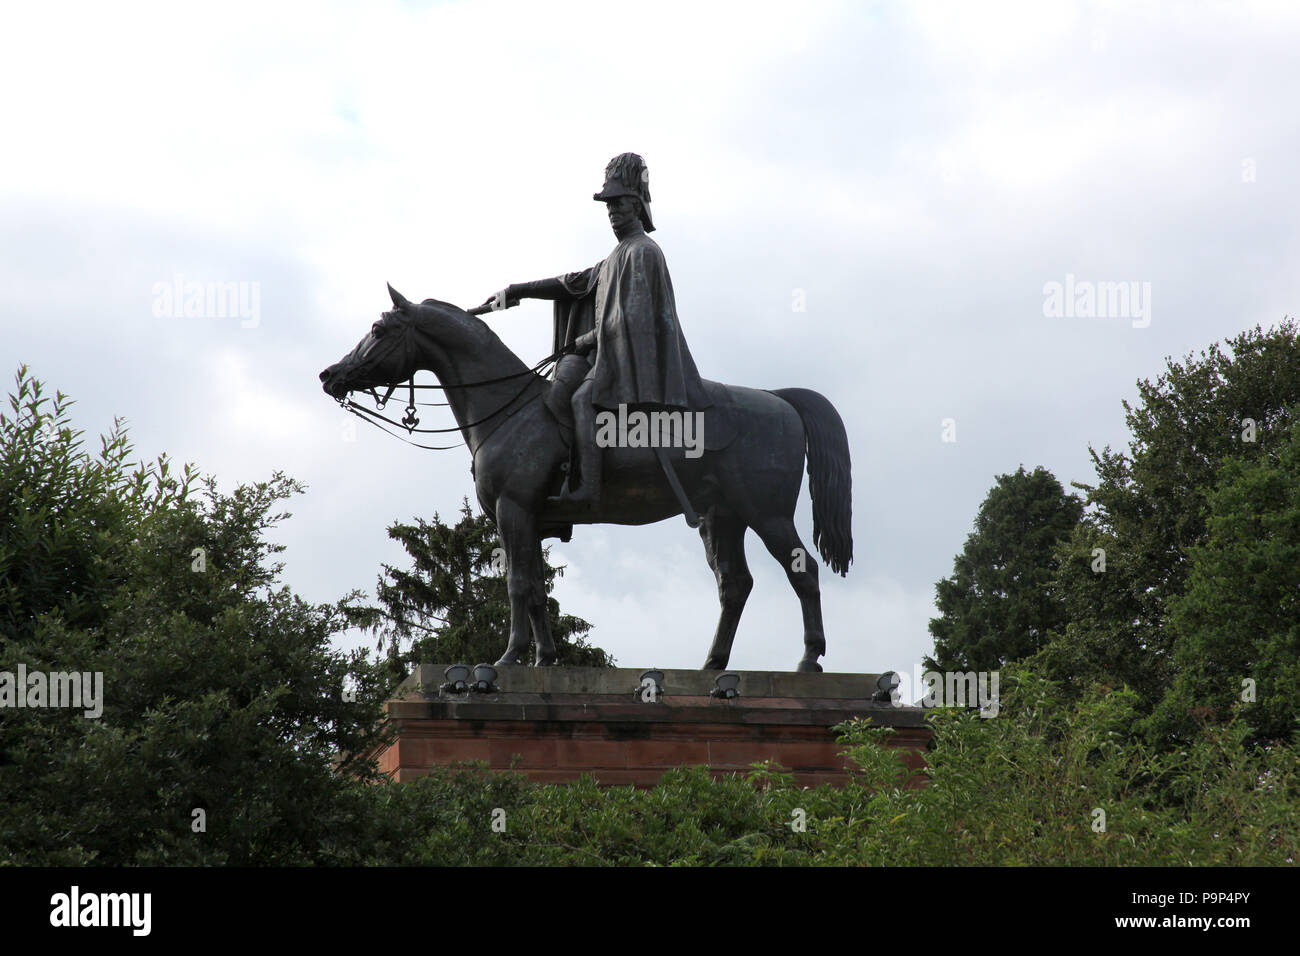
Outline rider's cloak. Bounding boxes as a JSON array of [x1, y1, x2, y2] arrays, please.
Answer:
[[551, 233, 711, 412]]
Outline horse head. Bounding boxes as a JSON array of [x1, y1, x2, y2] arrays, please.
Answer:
[[320, 283, 501, 400], [319, 284, 420, 399]]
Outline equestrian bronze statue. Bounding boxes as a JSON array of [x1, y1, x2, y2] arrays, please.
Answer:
[[320, 153, 853, 672]]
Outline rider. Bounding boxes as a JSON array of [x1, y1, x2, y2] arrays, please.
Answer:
[[479, 152, 710, 507]]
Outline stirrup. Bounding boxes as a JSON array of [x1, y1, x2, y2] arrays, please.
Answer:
[[547, 477, 598, 508]]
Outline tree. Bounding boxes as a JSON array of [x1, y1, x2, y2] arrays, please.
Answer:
[[0, 373, 183, 654], [926, 466, 1082, 672], [0, 366, 389, 864], [356, 500, 613, 687], [1145, 419, 1300, 745], [1039, 321, 1300, 709]]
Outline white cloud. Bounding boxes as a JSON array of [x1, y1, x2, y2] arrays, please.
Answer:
[[4, 0, 1299, 675]]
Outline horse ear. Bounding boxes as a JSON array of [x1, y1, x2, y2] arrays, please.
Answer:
[[387, 283, 410, 310]]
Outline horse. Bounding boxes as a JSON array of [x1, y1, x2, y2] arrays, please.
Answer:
[[319, 285, 853, 672]]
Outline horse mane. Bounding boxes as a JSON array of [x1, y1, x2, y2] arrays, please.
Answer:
[[411, 297, 534, 376]]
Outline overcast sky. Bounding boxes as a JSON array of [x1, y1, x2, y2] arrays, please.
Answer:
[[3, 0, 1297, 678]]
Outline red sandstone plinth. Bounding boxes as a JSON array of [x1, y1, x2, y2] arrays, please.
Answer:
[[370, 665, 931, 789]]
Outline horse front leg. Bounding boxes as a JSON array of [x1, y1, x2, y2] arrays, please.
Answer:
[[492, 498, 557, 666], [524, 536, 558, 665]]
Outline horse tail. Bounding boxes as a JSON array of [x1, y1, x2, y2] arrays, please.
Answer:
[[769, 388, 853, 576]]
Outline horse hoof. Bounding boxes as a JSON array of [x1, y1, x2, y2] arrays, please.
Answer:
[[536, 656, 559, 666], [796, 659, 823, 673]]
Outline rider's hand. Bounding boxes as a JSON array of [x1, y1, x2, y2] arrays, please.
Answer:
[[478, 287, 520, 314]]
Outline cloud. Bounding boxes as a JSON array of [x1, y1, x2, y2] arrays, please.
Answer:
[[4, 0, 1298, 673]]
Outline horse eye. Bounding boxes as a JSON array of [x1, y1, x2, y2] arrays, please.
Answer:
[[371, 322, 385, 337]]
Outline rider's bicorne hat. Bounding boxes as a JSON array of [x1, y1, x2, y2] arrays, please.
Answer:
[[593, 152, 655, 232]]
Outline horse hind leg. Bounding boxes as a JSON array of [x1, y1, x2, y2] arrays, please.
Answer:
[[699, 512, 752, 670], [752, 515, 825, 672]]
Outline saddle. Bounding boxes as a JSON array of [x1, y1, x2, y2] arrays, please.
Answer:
[[545, 356, 739, 453], [539, 359, 738, 540]]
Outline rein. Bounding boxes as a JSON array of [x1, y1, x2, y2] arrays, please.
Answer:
[[337, 351, 562, 452]]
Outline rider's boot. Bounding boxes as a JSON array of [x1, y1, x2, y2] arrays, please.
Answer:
[[549, 383, 601, 509]]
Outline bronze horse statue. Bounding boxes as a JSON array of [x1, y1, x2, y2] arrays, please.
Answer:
[[320, 286, 852, 671]]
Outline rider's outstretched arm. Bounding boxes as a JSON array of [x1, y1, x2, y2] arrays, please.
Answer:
[[509, 278, 568, 300], [515, 265, 602, 301], [474, 264, 601, 315]]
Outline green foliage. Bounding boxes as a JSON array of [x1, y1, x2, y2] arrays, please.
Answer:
[[854, 669, 1298, 865], [0, 368, 190, 651], [337, 667, 1298, 866], [0, 366, 390, 865], [353, 765, 803, 867], [1146, 419, 1300, 745], [928, 465, 1082, 671], [8, 360, 1297, 868], [352, 499, 613, 686], [1040, 321, 1300, 711]]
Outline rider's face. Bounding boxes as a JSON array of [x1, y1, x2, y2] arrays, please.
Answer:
[[606, 196, 640, 232]]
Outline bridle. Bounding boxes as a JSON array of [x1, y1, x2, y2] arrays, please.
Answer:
[[333, 321, 562, 453]]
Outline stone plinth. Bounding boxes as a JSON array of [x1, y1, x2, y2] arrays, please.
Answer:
[[371, 665, 931, 788]]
